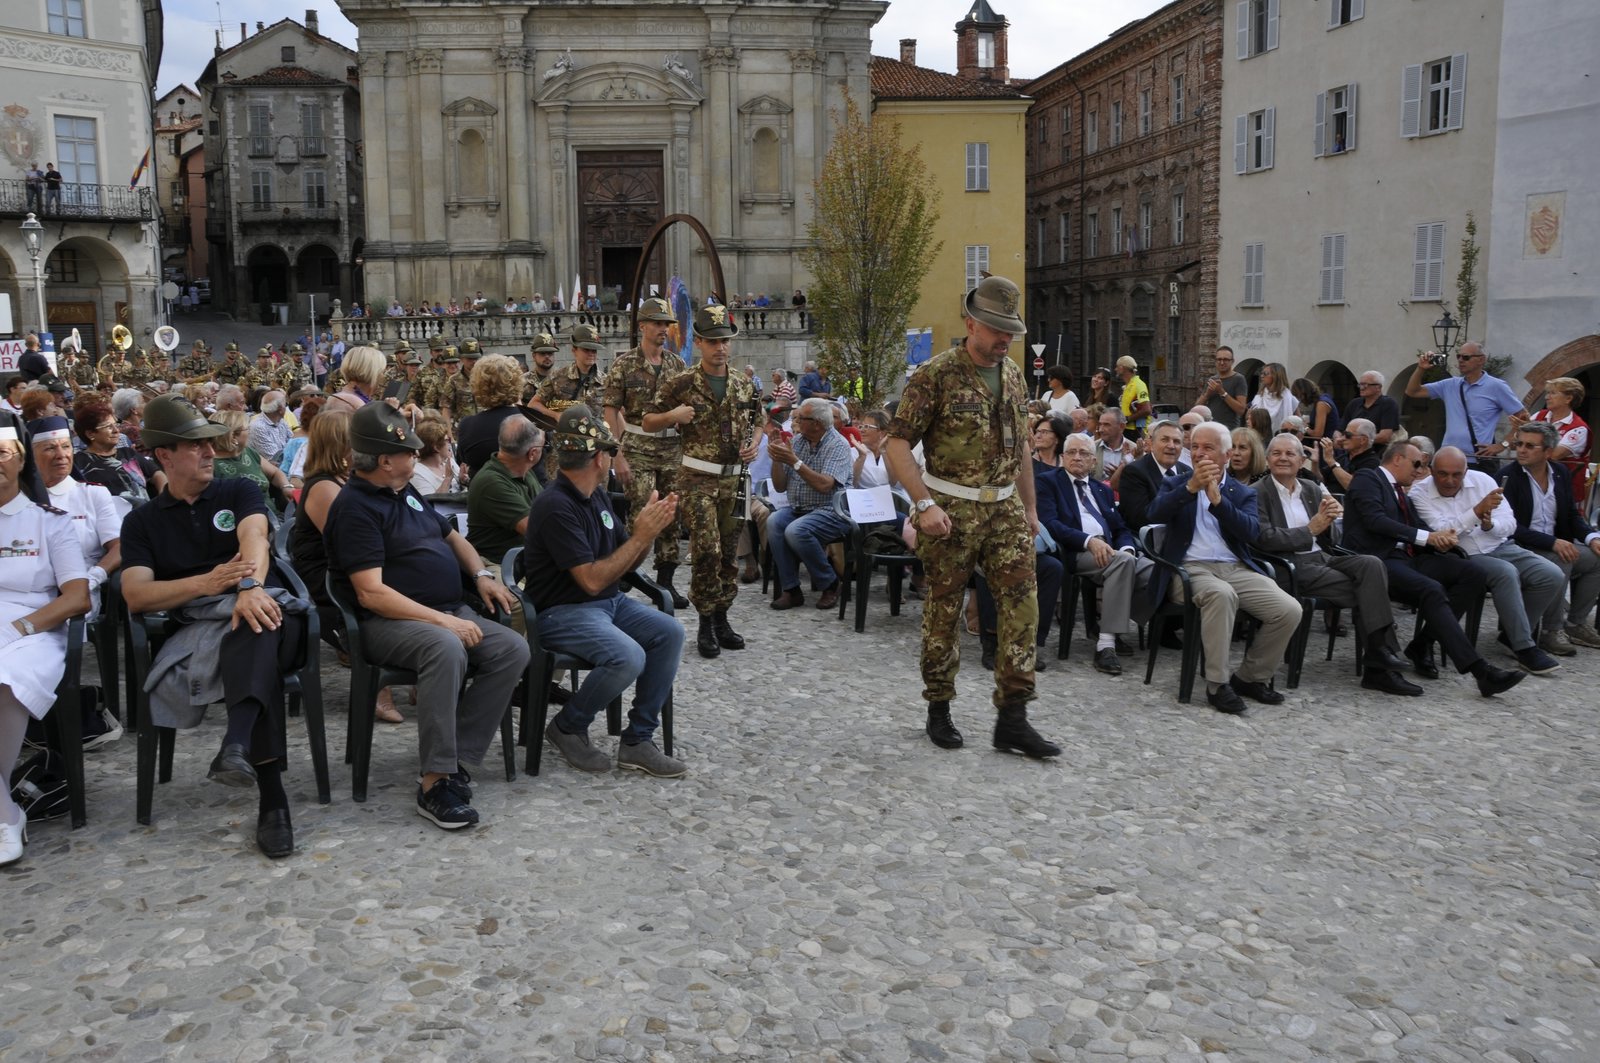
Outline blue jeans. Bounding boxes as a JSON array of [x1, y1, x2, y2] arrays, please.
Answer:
[[538, 593, 683, 744], [769, 506, 853, 593]]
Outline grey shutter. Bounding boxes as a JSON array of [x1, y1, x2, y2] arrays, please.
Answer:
[[1314, 91, 1327, 157], [1401, 63, 1422, 138], [1319, 236, 1335, 303], [1235, 114, 1249, 174], [1412, 225, 1431, 299], [1351, 0, 1364, 19], [1261, 107, 1276, 169], [1346, 82, 1359, 150], [1446, 52, 1467, 131], [1266, 0, 1280, 51], [1328, 0, 1340, 29], [1237, 1, 1250, 59]]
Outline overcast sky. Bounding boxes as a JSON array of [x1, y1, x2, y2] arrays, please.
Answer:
[[158, 0, 1172, 96]]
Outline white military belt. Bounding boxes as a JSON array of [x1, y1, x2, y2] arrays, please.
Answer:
[[622, 418, 677, 438], [922, 472, 1015, 503], [682, 455, 742, 476]]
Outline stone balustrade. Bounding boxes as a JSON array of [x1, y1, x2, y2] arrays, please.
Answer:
[[331, 305, 812, 350]]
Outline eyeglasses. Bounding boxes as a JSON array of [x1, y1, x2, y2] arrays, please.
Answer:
[[1358, 382, 1379, 389], [95, 422, 118, 432], [1410, 460, 1426, 469]]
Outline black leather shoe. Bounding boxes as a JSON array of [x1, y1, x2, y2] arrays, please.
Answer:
[[993, 708, 1062, 759], [1405, 640, 1440, 680], [1033, 646, 1048, 673], [1474, 663, 1526, 698], [925, 701, 963, 749], [208, 744, 257, 788], [1360, 668, 1424, 696], [770, 588, 804, 611], [256, 808, 293, 859], [1366, 645, 1411, 672], [1230, 674, 1285, 705], [655, 566, 690, 610], [696, 615, 720, 659], [713, 610, 745, 650], [980, 633, 997, 671], [1114, 635, 1133, 656], [1093, 647, 1122, 675], [1206, 684, 1247, 714]]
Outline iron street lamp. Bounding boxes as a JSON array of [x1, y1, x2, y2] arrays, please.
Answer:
[[1431, 309, 1461, 360], [20, 212, 46, 336]]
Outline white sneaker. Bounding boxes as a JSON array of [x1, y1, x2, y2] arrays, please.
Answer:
[[0, 809, 27, 866]]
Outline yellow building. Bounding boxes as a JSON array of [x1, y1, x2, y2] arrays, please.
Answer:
[[870, 4, 1032, 368]]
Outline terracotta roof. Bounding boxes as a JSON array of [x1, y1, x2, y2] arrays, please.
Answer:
[[870, 56, 1029, 101], [230, 65, 347, 87]]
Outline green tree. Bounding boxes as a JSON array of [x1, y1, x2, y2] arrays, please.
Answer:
[[800, 95, 941, 408], [1455, 210, 1481, 338]]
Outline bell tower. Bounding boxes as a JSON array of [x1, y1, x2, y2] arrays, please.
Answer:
[[954, 0, 1010, 84]]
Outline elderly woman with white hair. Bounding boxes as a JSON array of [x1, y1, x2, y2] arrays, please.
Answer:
[[0, 425, 91, 865]]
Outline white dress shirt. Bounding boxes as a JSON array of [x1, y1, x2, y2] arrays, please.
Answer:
[[1408, 469, 1514, 555], [1185, 477, 1239, 563], [1069, 478, 1107, 540], [1273, 476, 1316, 545]]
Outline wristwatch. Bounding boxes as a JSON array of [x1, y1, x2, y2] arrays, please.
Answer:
[[237, 577, 261, 593], [915, 498, 937, 513], [473, 568, 496, 581]]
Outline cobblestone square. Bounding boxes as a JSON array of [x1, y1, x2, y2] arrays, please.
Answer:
[[6, 590, 1599, 1062]]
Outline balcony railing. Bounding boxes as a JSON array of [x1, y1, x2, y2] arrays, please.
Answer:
[[0, 178, 154, 223], [302, 136, 326, 156], [240, 199, 340, 223]]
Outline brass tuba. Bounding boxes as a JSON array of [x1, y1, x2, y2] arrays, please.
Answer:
[[110, 324, 133, 353]]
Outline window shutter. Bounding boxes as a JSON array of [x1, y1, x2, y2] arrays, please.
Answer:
[[1346, 82, 1359, 150], [1266, 0, 1280, 51], [1428, 222, 1444, 298], [1234, 114, 1249, 174], [1351, 0, 1364, 21], [1261, 107, 1276, 169], [1332, 234, 1346, 302], [1412, 225, 1432, 299], [1401, 63, 1422, 138], [1236, 1, 1250, 59], [1328, 0, 1340, 29], [1446, 52, 1467, 131], [1314, 92, 1327, 157], [1319, 235, 1335, 303]]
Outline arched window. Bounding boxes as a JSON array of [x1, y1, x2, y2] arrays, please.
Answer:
[[752, 128, 780, 194]]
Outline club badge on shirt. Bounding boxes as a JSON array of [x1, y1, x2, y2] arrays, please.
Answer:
[[406, 495, 424, 512], [601, 511, 614, 529], [212, 510, 236, 532]]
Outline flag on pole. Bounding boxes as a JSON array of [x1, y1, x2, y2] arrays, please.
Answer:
[[572, 273, 582, 310], [129, 148, 151, 189], [555, 283, 565, 310]]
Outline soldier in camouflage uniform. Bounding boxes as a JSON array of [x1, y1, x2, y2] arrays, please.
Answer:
[[604, 297, 689, 607], [176, 340, 214, 383], [276, 346, 314, 394], [644, 304, 759, 658], [214, 343, 249, 386], [886, 275, 1060, 760], [446, 343, 479, 428], [122, 348, 159, 388], [62, 349, 99, 393], [523, 333, 557, 404], [414, 334, 448, 411], [532, 325, 606, 480], [383, 339, 414, 387], [243, 348, 277, 392], [97, 346, 133, 389]]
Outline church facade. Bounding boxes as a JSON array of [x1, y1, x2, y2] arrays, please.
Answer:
[[337, 1, 888, 311]]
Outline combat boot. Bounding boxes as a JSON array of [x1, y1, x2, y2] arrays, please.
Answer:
[[697, 615, 720, 658], [993, 705, 1061, 759], [712, 609, 745, 650], [925, 700, 963, 749], [979, 631, 997, 671], [655, 564, 690, 610]]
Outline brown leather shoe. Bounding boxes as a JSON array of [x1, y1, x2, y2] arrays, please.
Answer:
[[816, 585, 840, 610], [770, 588, 804, 610]]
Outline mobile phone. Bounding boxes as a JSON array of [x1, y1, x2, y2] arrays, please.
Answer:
[[383, 380, 411, 404]]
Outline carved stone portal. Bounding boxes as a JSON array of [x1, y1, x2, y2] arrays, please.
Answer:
[[577, 150, 664, 296]]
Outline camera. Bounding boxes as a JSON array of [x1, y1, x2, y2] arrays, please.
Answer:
[[1425, 350, 1448, 368]]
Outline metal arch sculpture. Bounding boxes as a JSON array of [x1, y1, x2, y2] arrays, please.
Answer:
[[626, 212, 728, 344]]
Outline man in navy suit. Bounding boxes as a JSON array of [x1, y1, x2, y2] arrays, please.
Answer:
[[1147, 422, 1302, 713], [1340, 440, 1525, 697], [1040, 432, 1156, 675], [1117, 419, 1190, 535], [1503, 421, 1600, 652]]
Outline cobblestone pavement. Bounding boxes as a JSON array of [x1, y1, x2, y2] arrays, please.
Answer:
[[6, 587, 1599, 1062]]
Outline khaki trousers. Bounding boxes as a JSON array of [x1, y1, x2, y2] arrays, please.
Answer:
[[1169, 560, 1302, 686]]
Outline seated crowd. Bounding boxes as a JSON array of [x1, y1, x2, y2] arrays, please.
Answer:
[[3, 330, 1598, 873]]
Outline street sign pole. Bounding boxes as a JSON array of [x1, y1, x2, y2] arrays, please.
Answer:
[[1031, 342, 1047, 398]]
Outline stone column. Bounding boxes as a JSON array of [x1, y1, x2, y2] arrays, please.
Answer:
[[545, 105, 570, 289], [357, 51, 391, 244], [701, 46, 739, 247], [498, 46, 532, 245], [789, 48, 820, 236], [411, 48, 446, 245]]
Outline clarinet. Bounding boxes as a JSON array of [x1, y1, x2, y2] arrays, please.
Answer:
[[734, 396, 763, 521]]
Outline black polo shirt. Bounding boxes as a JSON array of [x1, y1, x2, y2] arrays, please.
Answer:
[[522, 474, 622, 608], [325, 474, 461, 613], [121, 478, 268, 581]]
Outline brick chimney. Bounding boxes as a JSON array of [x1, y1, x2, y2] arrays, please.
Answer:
[[899, 39, 917, 65], [954, 0, 1009, 84], [305, 9, 319, 35]]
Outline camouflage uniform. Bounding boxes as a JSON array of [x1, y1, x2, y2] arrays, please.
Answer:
[[122, 354, 158, 387], [523, 364, 553, 404], [243, 361, 276, 392], [447, 370, 477, 427], [890, 343, 1036, 710], [652, 366, 757, 616], [96, 355, 133, 387], [276, 359, 314, 394], [535, 364, 605, 417], [64, 357, 99, 391], [214, 354, 249, 386], [604, 344, 688, 566], [176, 352, 213, 382]]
